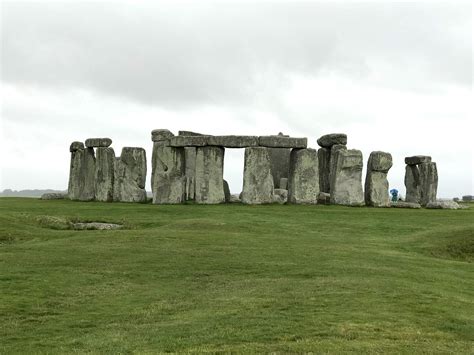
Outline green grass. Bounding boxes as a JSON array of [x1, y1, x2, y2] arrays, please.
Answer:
[[0, 198, 473, 353]]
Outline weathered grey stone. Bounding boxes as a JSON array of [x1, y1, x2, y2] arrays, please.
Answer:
[[242, 147, 274, 204], [317, 133, 347, 148], [80, 148, 96, 201], [68, 146, 84, 200], [279, 178, 288, 190], [151, 143, 185, 204], [169, 136, 210, 147], [85, 138, 112, 148], [184, 147, 197, 201], [390, 201, 421, 209], [288, 148, 319, 204], [70, 141, 84, 152], [195, 146, 225, 204], [230, 194, 241, 203], [369, 151, 393, 173], [268, 148, 291, 188], [329, 144, 347, 193], [41, 193, 66, 200], [223, 179, 231, 203], [178, 130, 206, 136], [208, 135, 259, 148], [113, 147, 147, 203], [258, 136, 307, 148], [426, 201, 462, 209], [272, 189, 288, 204], [95, 147, 115, 202], [405, 165, 421, 203], [72, 222, 123, 230], [151, 129, 174, 142], [419, 162, 438, 206], [330, 149, 364, 206], [405, 155, 431, 165], [365, 151, 392, 207], [317, 147, 331, 193], [317, 192, 331, 205]]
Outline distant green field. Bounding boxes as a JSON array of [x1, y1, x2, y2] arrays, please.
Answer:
[[1, 198, 473, 353]]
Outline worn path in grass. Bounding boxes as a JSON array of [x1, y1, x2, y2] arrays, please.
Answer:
[[0, 198, 473, 353]]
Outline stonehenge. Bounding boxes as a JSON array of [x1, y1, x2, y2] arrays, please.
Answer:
[[67, 130, 440, 209], [68, 138, 147, 203], [404, 156, 438, 206]]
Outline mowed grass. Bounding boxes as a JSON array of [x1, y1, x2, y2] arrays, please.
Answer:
[[0, 198, 473, 353]]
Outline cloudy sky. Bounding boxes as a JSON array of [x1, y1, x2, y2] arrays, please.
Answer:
[[1, 0, 472, 197]]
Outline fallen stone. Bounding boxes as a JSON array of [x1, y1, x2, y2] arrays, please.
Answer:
[[330, 149, 364, 206], [368, 151, 393, 173], [419, 162, 438, 206], [317, 133, 347, 148], [390, 201, 421, 208], [70, 141, 84, 152], [272, 188, 288, 204], [40, 193, 66, 200], [72, 222, 123, 230], [207, 135, 259, 148], [195, 146, 225, 204], [169, 135, 210, 147], [242, 147, 274, 204], [426, 201, 463, 209], [230, 194, 241, 203], [288, 148, 319, 204], [405, 155, 431, 165], [151, 144, 185, 204], [151, 129, 174, 142], [113, 147, 147, 203], [365, 151, 392, 207], [317, 147, 331, 193], [279, 177, 288, 190], [85, 138, 112, 148], [95, 147, 115, 202], [223, 179, 231, 203], [258, 136, 307, 148], [317, 192, 331, 205], [405, 165, 421, 203]]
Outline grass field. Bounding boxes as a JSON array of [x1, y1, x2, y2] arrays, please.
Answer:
[[0, 198, 473, 353]]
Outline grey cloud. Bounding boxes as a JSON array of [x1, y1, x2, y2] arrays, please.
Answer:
[[1, 2, 471, 107]]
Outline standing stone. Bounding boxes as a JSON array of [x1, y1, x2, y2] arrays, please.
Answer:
[[113, 147, 147, 203], [330, 149, 364, 206], [405, 165, 421, 203], [68, 142, 85, 200], [329, 144, 347, 193], [419, 162, 438, 206], [268, 147, 291, 188], [151, 143, 185, 204], [95, 147, 115, 202], [242, 147, 274, 204], [223, 179, 231, 203], [184, 147, 197, 200], [364, 151, 392, 207], [288, 148, 319, 204], [80, 147, 96, 201], [279, 178, 288, 190], [317, 147, 331, 193], [195, 146, 225, 204]]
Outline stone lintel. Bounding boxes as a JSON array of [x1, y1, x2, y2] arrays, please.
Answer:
[[405, 155, 432, 165], [258, 136, 307, 148], [208, 135, 259, 148], [85, 138, 112, 148]]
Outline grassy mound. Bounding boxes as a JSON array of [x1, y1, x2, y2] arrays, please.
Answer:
[[0, 198, 473, 353]]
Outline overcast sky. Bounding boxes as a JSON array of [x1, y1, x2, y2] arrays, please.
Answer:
[[1, 0, 472, 197]]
